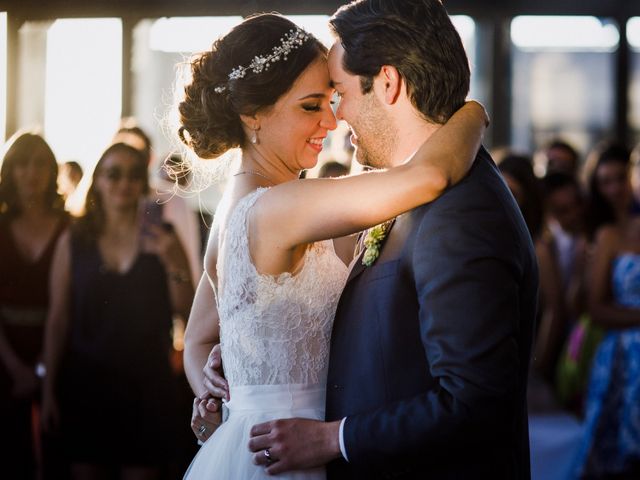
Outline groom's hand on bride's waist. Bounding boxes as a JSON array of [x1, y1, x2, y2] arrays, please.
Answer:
[[203, 343, 229, 401], [248, 418, 342, 474]]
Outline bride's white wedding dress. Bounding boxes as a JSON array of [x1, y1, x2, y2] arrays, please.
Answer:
[[184, 188, 349, 479]]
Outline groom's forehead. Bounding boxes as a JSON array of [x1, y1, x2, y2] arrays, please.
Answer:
[[327, 42, 347, 81]]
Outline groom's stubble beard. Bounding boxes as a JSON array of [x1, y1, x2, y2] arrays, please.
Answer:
[[353, 91, 398, 169]]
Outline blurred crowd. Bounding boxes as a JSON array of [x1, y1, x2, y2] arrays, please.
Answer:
[[0, 123, 203, 480], [3, 121, 640, 479], [496, 138, 640, 478]]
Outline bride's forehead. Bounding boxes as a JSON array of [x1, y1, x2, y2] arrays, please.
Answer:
[[265, 58, 331, 112], [290, 58, 331, 92]]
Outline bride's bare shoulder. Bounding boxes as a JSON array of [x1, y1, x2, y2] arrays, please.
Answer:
[[204, 185, 270, 275]]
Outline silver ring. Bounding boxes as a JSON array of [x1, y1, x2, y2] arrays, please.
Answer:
[[264, 448, 273, 464], [198, 425, 207, 435]]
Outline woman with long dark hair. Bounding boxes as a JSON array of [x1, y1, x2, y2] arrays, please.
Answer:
[[584, 142, 635, 240], [0, 132, 68, 478], [573, 142, 640, 477]]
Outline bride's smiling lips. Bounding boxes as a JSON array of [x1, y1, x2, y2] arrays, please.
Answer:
[[306, 137, 325, 153]]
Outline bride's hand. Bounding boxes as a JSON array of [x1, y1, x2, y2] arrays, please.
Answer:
[[191, 396, 221, 442], [409, 100, 489, 189]]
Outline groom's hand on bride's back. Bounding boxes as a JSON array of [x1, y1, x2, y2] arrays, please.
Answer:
[[203, 343, 229, 401]]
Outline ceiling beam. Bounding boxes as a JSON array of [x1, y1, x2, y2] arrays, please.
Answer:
[[5, 0, 640, 22]]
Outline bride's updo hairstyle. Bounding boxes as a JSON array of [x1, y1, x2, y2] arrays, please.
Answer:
[[178, 14, 327, 159]]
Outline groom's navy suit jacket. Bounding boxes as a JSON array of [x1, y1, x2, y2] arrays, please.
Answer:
[[326, 148, 538, 480]]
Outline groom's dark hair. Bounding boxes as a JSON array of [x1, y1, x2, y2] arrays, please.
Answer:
[[329, 0, 470, 124]]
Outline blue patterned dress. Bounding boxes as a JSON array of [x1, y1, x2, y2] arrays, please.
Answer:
[[574, 253, 640, 478]]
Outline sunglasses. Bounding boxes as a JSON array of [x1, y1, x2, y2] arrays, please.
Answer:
[[100, 166, 147, 182]]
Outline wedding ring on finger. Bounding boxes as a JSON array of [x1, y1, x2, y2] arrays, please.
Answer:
[[198, 425, 207, 436], [264, 448, 274, 464]]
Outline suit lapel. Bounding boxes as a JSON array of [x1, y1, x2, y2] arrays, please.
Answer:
[[346, 249, 368, 283]]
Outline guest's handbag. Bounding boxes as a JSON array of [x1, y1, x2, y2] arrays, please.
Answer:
[[555, 314, 603, 415]]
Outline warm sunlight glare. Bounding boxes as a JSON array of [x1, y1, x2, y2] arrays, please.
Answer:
[[149, 17, 242, 52], [149, 15, 333, 52], [44, 18, 122, 171], [287, 16, 332, 47], [149, 14, 471, 56]]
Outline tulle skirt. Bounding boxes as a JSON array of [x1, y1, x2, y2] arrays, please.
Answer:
[[184, 383, 326, 480]]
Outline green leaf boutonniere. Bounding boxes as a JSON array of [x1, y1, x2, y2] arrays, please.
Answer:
[[362, 219, 394, 267]]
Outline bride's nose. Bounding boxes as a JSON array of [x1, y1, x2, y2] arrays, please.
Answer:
[[320, 107, 338, 131]]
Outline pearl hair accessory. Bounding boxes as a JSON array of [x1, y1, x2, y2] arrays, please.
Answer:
[[213, 27, 310, 94]]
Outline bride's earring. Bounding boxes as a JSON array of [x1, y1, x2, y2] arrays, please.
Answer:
[[251, 128, 259, 145]]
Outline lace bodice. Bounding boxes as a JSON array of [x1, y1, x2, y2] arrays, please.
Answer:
[[215, 188, 348, 387]]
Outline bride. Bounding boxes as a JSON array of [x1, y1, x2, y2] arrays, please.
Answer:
[[178, 13, 487, 479]]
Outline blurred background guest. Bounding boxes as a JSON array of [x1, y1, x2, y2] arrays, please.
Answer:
[[583, 142, 637, 241], [113, 121, 202, 286], [535, 138, 581, 178], [58, 161, 83, 203], [0, 132, 68, 479], [550, 142, 637, 422], [317, 160, 349, 179], [535, 173, 588, 403], [114, 123, 205, 470], [41, 142, 194, 480], [497, 152, 544, 242], [572, 164, 640, 478], [628, 142, 640, 210], [496, 152, 549, 400], [495, 150, 588, 480]]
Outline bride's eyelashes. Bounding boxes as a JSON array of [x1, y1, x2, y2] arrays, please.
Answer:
[[301, 101, 333, 113], [302, 104, 322, 112]]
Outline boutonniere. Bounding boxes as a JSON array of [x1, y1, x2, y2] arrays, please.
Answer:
[[362, 219, 394, 267]]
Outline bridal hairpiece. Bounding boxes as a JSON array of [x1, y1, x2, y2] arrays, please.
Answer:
[[214, 27, 310, 94]]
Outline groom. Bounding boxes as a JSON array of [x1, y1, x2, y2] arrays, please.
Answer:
[[206, 1, 537, 478]]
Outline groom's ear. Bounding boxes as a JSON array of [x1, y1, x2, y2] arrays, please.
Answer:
[[378, 65, 402, 105]]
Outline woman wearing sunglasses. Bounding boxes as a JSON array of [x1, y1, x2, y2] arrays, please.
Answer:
[[41, 142, 194, 479]]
